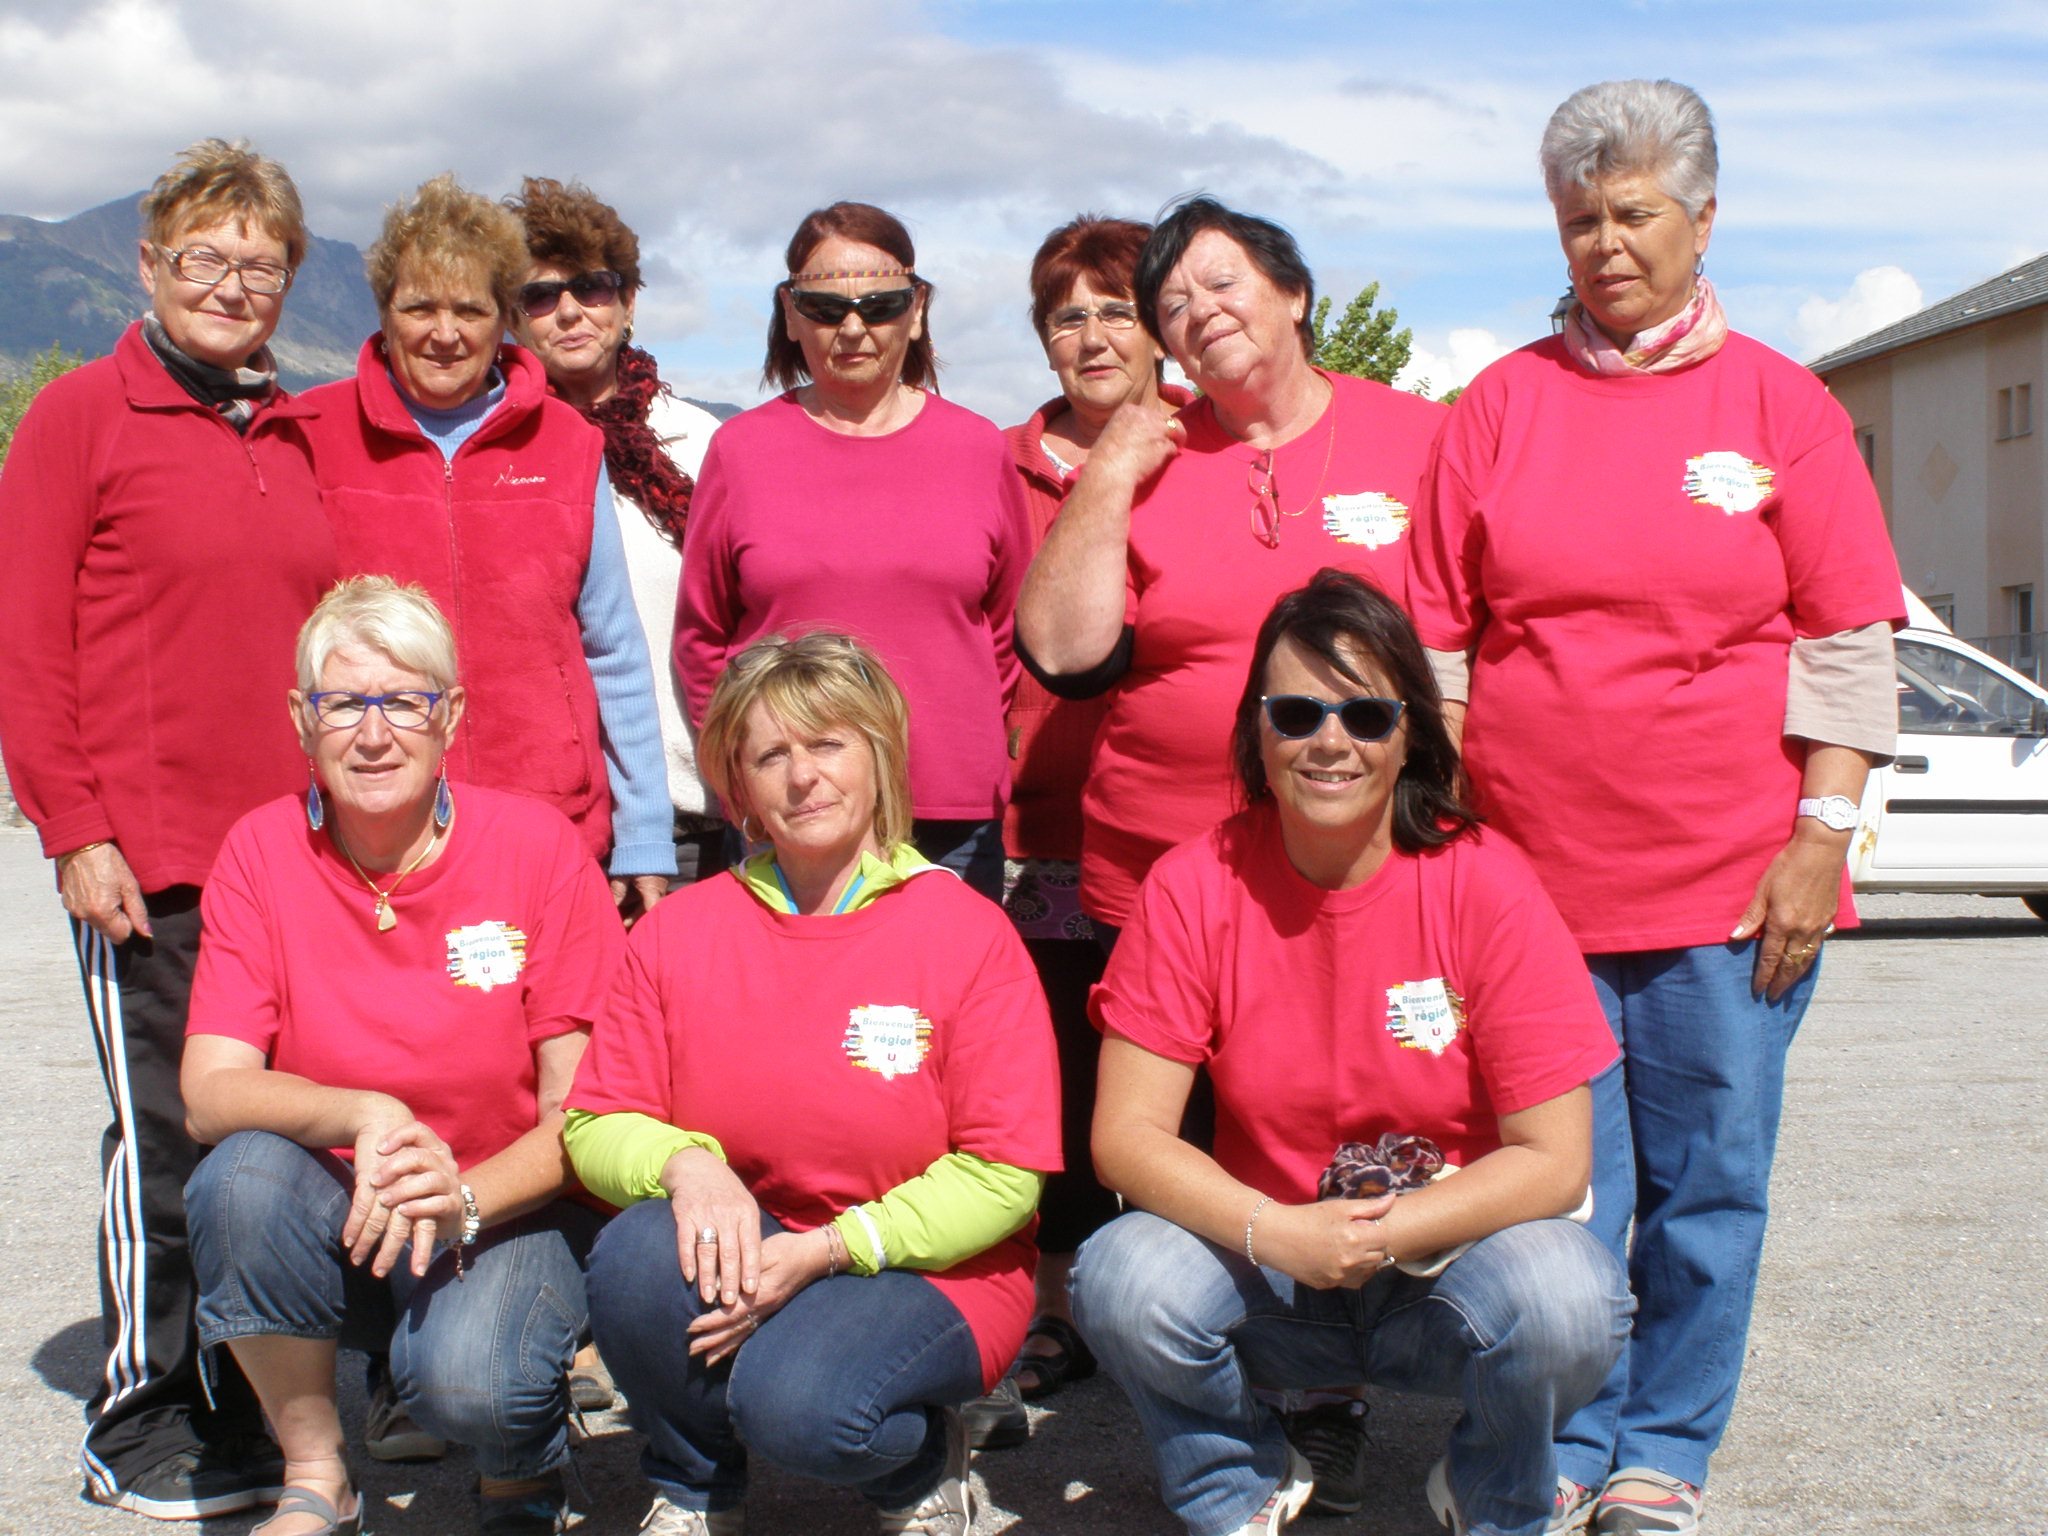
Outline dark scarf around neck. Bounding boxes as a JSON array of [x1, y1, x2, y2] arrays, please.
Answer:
[[141, 313, 278, 432], [581, 345, 694, 545]]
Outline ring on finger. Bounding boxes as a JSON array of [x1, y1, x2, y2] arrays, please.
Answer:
[[697, 1226, 718, 1245]]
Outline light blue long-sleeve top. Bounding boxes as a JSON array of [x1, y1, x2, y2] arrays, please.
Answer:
[[399, 374, 678, 878]]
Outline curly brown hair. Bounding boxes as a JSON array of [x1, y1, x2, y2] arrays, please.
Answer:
[[503, 176, 642, 292], [363, 173, 527, 318]]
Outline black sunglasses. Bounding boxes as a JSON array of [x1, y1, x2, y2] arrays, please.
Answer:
[[786, 287, 918, 326], [517, 269, 625, 319], [1261, 694, 1405, 742]]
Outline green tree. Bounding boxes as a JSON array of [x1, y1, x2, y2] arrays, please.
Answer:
[[0, 343, 91, 470], [1311, 282, 1412, 387]]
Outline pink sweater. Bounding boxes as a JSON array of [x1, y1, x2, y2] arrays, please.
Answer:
[[675, 392, 1031, 821]]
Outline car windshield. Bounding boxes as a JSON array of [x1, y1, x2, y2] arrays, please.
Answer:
[[1896, 638, 2047, 736]]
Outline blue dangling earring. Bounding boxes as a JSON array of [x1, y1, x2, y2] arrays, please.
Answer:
[[433, 769, 454, 831], [305, 762, 325, 832]]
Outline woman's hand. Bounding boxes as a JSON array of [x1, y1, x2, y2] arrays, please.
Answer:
[[1085, 399, 1185, 491], [610, 874, 671, 928], [685, 1227, 831, 1366], [58, 843, 151, 943], [662, 1147, 762, 1307], [341, 1097, 432, 1278], [363, 1123, 464, 1278], [1248, 1194, 1398, 1290], [1732, 826, 1848, 1000]]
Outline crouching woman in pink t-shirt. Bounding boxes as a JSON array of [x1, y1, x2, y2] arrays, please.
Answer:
[[1071, 571, 1630, 1536], [180, 576, 627, 1536], [563, 632, 1061, 1536]]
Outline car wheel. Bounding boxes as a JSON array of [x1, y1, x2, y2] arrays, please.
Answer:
[[2024, 894, 2048, 921]]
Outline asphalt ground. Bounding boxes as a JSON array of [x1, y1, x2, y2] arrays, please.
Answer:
[[0, 822, 2040, 1534]]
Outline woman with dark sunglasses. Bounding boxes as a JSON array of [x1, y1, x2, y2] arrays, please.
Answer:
[[506, 178, 728, 893], [674, 201, 1032, 899], [1070, 569, 1630, 1536]]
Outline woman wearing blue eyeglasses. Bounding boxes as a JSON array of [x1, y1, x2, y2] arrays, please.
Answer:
[[180, 576, 625, 1536], [674, 201, 1031, 900], [1070, 569, 1629, 1536]]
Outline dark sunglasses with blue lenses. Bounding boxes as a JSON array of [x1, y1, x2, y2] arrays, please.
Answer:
[[1261, 694, 1405, 742], [786, 286, 918, 326]]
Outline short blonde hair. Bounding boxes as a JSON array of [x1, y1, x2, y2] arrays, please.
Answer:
[[698, 632, 913, 853], [364, 173, 527, 318], [297, 576, 459, 694], [140, 138, 308, 269]]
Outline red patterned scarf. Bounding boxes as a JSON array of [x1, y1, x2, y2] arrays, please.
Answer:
[[1562, 276, 1728, 376], [578, 345, 694, 545]]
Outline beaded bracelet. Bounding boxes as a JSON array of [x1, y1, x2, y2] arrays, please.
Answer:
[[453, 1183, 481, 1276], [1244, 1195, 1275, 1265]]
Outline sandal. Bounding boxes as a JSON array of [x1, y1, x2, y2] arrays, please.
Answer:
[[1013, 1315, 1097, 1401], [256, 1485, 363, 1536]]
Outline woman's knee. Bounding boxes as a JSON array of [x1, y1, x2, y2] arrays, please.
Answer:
[[185, 1131, 334, 1238], [1461, 1221, 1632, 1384], [185, 1132, 348, 1332], [1071, 1211, 1238, 1371]]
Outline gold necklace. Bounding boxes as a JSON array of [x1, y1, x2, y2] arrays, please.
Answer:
[[332, 820, 446, 932], [1249, 383, 1340, 547]]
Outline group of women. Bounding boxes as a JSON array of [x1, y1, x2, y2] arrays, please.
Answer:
[[0, 74, 1902, 1536]]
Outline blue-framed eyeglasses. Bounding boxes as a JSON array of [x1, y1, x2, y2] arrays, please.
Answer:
[[1261, 694, 1404, 742], [306, 691, 446, 730]]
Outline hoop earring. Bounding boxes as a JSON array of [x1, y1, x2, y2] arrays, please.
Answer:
[[739, 814, 766, 844], [1694, 255, 1706, 277], [305, 762, 325, 832], [433, 769, 454, 830]]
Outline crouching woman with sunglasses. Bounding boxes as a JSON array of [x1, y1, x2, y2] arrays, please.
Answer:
[[1070, 570, 1631, 1536], [181, 578, 626, 1536], [675, 202, 1031, 899]]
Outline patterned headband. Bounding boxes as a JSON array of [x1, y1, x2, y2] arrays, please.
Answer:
[[789, 266, 914, 282]]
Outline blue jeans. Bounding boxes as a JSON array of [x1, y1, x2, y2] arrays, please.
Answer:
[[185, 1130, 599, 1479], [1072, 1211, 1630, 1536], [1553, 941, 1817, 1492], [587, 1199, 984, 1513]]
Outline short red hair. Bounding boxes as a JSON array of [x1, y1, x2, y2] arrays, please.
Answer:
[[1027, 215, 1152, 337], [763, 201, 937, 392]]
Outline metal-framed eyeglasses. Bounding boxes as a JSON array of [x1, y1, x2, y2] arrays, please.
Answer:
[[305, 691, 447, 730], [154, 244, 293, 295], [1045, 301, 1142, 337]]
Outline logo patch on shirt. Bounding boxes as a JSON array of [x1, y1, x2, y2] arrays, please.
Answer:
[[445, 922, 528, 992], [842, 1004, 933, 1080], [1385, 978, 1465, 1055], [1321, 491, 1411, 548], [494, 466, 547, 487], [1682, 452, 1776, 514]]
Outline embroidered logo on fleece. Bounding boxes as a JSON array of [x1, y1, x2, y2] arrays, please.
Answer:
[[842, 1004, 932, 1080], [1321, 491, 1411, 548], [445, 922, 528, 992], [1384, 978, 1465, 1055], [494, 466, 547, 488], [1682, 451, 1775, 514]]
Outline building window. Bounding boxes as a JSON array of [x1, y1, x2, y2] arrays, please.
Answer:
[[1924, 593, 1956, 629], [1855, 427, 1876, 471], [1998, 383, 2034, 440], [2009, 584, 2035, 636]]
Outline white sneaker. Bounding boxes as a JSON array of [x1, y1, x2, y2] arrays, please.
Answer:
[[877, 1407, 974, 1535], [1225, 1443, 1315, 1534], [639, 1492, 745, 1534]]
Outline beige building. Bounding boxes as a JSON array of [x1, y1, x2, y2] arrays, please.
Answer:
[[1811, 253, 2048, 675]]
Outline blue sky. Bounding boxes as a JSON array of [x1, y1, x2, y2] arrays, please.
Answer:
[[1, 0, 2043, 421]]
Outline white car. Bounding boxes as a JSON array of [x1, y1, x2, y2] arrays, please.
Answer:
[[1851, 592, 2048, 916]]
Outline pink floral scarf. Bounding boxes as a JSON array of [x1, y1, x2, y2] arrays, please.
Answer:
[[1562, 276, 1728, 376]]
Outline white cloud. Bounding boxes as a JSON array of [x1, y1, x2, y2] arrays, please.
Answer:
[[1396, 328, 1512, 398], [1791, 266, 1924, 360]]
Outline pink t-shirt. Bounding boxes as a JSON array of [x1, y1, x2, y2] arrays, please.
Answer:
[[189, 787, 625, 1169], [1093, 808, 1615, 1203], [674, 392, 1031, 822], [566, 869, 1062, 1390], [1082, 371, 1445, 926], [1406, 335, 1904, 952]]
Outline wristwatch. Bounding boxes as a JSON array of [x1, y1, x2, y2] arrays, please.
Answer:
[[1796, 795, 1859, 832]]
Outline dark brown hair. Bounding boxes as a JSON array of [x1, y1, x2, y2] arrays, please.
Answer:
[[1134, 195, 1316, 360], [1231, 568, 1478, 852], [504, 176, 642, 292], [762, 201, 937, 392]]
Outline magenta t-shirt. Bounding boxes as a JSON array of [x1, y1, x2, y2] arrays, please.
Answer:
[[1081, 371, 1445, 927], [1093, 808, 1615, 1203], [1406, 334, 1903, 952], [189, 787, 625, 1169], [567, 870, 1062, 1390]]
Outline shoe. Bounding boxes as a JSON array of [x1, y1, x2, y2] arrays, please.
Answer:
[[1224, 1444, 1315, 1535], [1595, 1468, 1702, 1535], [961, 1373, 1030, 1451], [568, 1347, 618, 1412], [85, 1438, 287, 1519], [477, 1469, 569, 1535], [1012, 1314, 1097, 1401], [1550, 1475, 1598, 1535], [1425, 1457, 1465, 1534], [364, 1359, 446, 1463], [639, 1492, 745, 1534], [1281, 1399, 1367, 1516], [877, 1407, 974, 1535], [258, 1485, 363, 1535]]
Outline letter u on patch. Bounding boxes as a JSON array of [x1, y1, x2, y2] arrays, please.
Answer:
[[1385, 978, 1465, 1055]]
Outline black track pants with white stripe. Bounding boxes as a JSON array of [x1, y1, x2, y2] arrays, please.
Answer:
[[72, 886, 262, 1497]]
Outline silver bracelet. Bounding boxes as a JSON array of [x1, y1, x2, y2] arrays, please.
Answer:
[[458, 1183, 481, 1247], [1244, 1195, 1275, 1265]]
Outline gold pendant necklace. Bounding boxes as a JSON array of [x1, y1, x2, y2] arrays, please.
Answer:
[[332, 821, 445, 932]]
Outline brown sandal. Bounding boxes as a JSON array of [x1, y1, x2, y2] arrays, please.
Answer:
[[1013, 1315, 1097, 1401]]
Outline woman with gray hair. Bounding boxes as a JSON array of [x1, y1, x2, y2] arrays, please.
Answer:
[[1407, 79, 1903, 1534], [182, 576, 625, 1536]]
